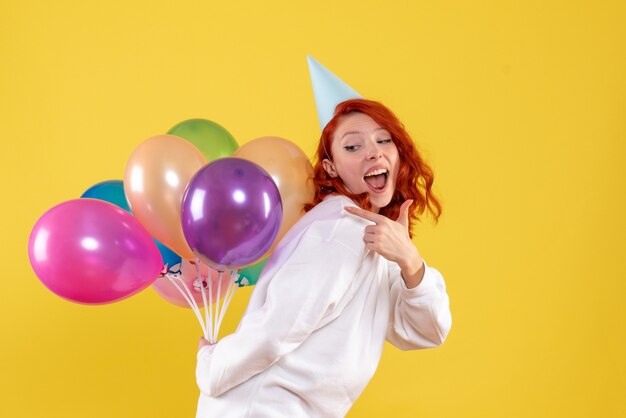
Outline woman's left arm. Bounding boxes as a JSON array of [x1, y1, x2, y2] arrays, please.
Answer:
[[344, 200, 452, 349], [386, 259, 451, 349]]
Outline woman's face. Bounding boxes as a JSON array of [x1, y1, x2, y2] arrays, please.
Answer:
[[323, 112, 400, 213]]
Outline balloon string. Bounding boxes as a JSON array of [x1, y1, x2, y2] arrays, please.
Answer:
[[229, 269, 240, 287], [195, 260, 211, 344], [215, 272, 239, 339], [213, 270, 223, 341], [166, 274, 207, 339], [165, 265, 240, 344], [207, 268, 214, 343], [165, 274, 195, 314], [174, 274, 207, 339], [214, 270, 239, 340], [214, 281, 231, 339], [175, 273, 203, 317]]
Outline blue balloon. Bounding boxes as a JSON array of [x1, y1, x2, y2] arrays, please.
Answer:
[[81, 180, 182, 271], [156, 241, 181, 272], [81, 180, 131, 212]]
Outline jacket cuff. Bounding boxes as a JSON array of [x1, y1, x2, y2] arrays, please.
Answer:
[[197, 344, 215, 360], [399, 260, 438, 299]]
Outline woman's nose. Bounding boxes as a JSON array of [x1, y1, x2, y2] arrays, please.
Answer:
[[367, 146, 383, 160]]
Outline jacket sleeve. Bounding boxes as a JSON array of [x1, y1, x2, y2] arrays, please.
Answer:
[[196, 227, 364, 397], [385, 260, 452, 350]]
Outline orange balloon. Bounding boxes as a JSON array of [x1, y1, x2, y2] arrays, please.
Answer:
[[233, 137, 314, 255], [124, 135, 207, 259]]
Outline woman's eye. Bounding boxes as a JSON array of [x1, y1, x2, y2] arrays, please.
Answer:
[[344, 145, 359, 152], [377, 138, 392, 144]]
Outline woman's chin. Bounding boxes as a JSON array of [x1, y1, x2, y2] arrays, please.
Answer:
[[369, 193, 394, 213]]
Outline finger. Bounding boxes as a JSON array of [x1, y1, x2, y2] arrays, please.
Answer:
[[344, 206, 386, 223], [198, 338, 212, 349], [364, 231, 377, 243], [396, 199, 414, 228], [364, 225, 378, 234]]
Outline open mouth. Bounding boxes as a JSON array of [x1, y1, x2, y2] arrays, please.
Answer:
[[364, 168, 388, 192]]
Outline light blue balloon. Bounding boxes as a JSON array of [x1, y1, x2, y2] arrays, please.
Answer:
[[156, 241, 182, 273], [81, 180, 131, 213]]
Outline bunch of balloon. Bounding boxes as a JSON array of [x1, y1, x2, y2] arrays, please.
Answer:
[[27, 117, 312, 344], [180, 158, 283, 342]]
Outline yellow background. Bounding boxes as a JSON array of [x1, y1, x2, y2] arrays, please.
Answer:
[[2, 0, 625, 417]]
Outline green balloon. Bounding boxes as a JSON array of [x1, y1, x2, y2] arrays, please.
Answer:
[[167, 119, 238, 161], [237, 258, 269, 286]]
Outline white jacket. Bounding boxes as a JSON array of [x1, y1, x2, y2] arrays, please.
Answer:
[[196, 194, 451, 418]]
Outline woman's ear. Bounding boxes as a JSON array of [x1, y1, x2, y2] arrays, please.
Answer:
[[322, 159, 338, 178]]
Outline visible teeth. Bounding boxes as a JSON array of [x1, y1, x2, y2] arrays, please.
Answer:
[[364, 168, 388, 177]]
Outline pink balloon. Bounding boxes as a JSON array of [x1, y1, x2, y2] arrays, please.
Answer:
[[28, 199, 163, 304], [152, 259, 232, 308]]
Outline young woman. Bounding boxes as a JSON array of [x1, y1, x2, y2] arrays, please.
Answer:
[[195, 99, 451, 418]]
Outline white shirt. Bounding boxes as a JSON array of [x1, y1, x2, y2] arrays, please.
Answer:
[[196, 195, 452, 418]]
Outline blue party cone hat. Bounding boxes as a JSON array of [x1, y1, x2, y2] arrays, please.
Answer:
[[307, 56, 362, 130]]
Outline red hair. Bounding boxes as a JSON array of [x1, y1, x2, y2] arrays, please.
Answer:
[[304, 99, 442, 236]]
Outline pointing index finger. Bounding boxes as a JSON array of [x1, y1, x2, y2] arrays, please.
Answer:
[[344, 206, 386, 223]]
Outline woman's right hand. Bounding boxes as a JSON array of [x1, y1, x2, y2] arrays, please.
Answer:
[[198, 337, 212, 351]]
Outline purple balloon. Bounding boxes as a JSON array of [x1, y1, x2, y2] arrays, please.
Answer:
[[181, 158, 283, 268], [28, 199, 163, 304]]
